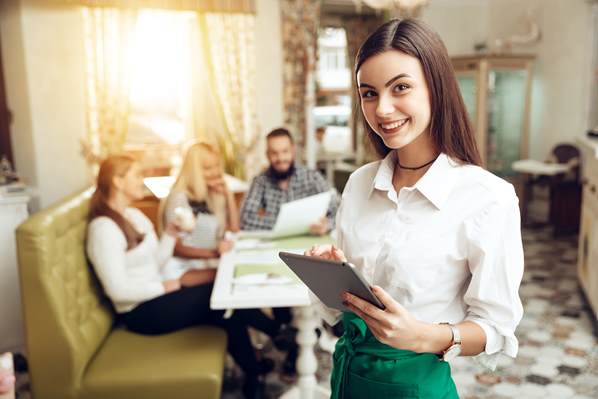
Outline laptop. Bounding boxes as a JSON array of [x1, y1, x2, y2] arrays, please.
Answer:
[[239, 191, 333, 240]]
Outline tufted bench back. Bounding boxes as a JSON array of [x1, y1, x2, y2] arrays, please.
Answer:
[[16, 187, 114, 398]]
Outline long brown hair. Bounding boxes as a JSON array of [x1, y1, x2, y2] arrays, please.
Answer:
[[89, 155, 144, 250], [355, 18, 482, 166]]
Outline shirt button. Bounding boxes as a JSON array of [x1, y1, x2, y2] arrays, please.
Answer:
[[398, 213, 411, 223]]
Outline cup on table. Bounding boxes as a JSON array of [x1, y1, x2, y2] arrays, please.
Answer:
[[173, 206, 196, 232]]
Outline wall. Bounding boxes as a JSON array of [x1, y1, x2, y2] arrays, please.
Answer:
[[0, 0, 89, 211], [420, 1, 489, 56], [423, 0, 595, 161], [253, 0, 284, 169]]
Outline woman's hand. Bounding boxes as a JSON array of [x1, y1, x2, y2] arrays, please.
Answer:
[[207, 176, 227, 194], [162, 278, 181, 293], [309, 216, 329, 236], [180, 269, 217, 287], [217, 239, 234, 255], [304, 244, 346, 261], [164, 221, 184, 237], [343, 285, 429, 353]]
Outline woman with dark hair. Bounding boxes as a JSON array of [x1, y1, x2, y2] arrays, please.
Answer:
[[86, 155, 282, 398], [307, 19, 523, 398]]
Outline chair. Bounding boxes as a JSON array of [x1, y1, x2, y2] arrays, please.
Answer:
[[525, 143, 582, 235], [548, 144, 582, 235], [16, 188, 227, 399]]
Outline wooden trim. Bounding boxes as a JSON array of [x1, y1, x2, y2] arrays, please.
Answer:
[[0, 33, 13, 165], [477, 59, 488, 168], [60, 0, 256, 13], [521, 60, 534, 160]]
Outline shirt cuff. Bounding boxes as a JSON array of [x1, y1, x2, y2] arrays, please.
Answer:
[[466, 316, 519, 370], [309, 290, 342, 326]]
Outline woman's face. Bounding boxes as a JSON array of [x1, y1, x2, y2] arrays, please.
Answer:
[[357, 50, 432, 150], [201, 152, 222, 188], [116, 162, 145, 201]]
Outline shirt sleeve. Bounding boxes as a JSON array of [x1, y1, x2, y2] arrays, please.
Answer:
[[309, 170, 339, 230], [464, 187, 524, 369], [163, 190, 190, 225], [87, 218, 166, 304], [129, 208, 176, 269], [240, 176, 277, 230]]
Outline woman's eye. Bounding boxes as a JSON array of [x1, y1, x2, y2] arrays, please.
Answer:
[[360, 90, 377, 99], [394, 83, 410, 92]]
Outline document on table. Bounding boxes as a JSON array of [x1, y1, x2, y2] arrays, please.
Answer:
[[238, 190, 333, 239]]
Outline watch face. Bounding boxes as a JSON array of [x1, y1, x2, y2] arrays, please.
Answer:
[[443, 345, 462, 362]]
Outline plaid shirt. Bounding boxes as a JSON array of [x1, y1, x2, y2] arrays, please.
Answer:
[[240, 165, 338, 231]]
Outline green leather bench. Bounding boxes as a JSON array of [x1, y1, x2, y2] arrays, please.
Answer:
[[16, 188, 227, 399]]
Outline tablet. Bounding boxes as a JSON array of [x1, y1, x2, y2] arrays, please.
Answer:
[[278, 251, 385, 311]]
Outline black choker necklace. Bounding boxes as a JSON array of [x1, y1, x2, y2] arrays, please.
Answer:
[[397, 156, 437, 170]]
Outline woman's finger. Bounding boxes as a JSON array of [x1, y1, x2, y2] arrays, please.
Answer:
[[371, 285, 404, 314], [345, 301, 384, 331], [344, 292, 388, 322]]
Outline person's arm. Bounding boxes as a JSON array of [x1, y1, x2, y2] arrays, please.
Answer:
[[239, 177, 277, 230], [131, 208, 176, 268], [225, 186, 240, 232], [87, 218, 166, 303], [173, 239, 219, 259], [459, 188, 524, 365], [310, 170, 338, 231]]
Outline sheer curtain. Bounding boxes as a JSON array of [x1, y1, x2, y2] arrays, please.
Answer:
[[81, 5, 259, 179], [82, 7, 137, 161], [197, 12, 259, 178]]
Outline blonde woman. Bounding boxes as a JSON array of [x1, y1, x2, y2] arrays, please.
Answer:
[[161, 142, 239, 283], [87, 155, 279, 398]]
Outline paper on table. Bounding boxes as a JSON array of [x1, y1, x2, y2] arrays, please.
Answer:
[[235, 248, 303, 265], [233, 273, 293, 286], [235, 239, 276, 251], [238, 191, 333, 240]]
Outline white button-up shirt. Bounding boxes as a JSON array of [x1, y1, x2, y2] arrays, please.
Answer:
[[317, 152, 524, 368]]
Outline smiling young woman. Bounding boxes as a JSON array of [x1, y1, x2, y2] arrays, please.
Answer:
[[306, 19, 524, 399]]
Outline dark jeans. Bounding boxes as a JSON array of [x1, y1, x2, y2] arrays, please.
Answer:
[[120, 283, 279, 377]]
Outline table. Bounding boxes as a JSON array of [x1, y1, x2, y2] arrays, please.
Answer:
[[211, 235, 333, 399], [511, 159, 573, 225]]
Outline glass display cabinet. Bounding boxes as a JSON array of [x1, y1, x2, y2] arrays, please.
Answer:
[[452, 55, 535, 177]]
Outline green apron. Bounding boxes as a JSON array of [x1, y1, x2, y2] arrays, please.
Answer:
[[331, 312, 459, 399]]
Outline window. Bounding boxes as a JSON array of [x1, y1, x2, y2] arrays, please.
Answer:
[[315, 27, 352, 155], [124, 10, 197, 174]]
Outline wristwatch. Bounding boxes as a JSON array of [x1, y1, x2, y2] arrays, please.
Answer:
[[439, 323, 461, 362]]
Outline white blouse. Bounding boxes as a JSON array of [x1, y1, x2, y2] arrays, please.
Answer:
[[87, 208, 176, 313], [316, 152, 524, 368]]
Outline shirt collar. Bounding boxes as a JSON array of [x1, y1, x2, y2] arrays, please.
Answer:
[[370, 151, 397, 196], [369, 152, 458, 210]]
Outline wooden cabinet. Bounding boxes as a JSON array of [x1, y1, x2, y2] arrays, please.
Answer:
[[0, 194, 29, 353], [452, 55, 535, 177], [577, 137, 598, 319]]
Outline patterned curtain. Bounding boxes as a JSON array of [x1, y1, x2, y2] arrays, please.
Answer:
[[82, 7, 137, 162], [280, 0, 321, 147], [197, 12, 259, 179], [341, 14, 384, 162], [63, 0, 255, 13]]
